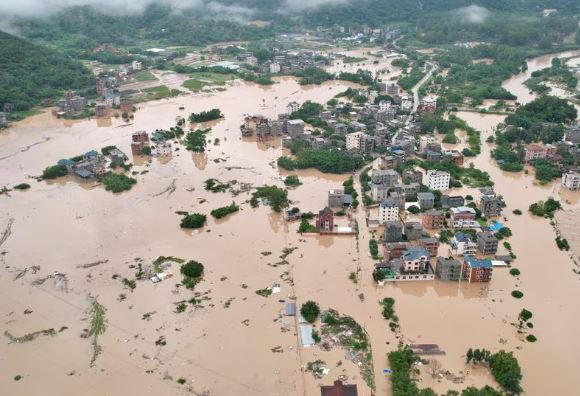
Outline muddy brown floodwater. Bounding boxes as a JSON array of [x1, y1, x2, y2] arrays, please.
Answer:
[[0, 50, 579, 396]]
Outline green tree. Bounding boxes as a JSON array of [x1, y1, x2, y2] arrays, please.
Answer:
[[181, 261, 204, 278], [180, 213, 207, 229], [489, 351, 523, 394], [300, 301, 320, 323]]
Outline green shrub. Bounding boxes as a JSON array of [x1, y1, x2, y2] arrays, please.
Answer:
[[102, 173, 136, 193], [42, 164, 68, 179], [526, 334, 537, 342], [509, 268, 520, 276], [511, 290, 524, 299], [13, 183, 30, 190], [283, 175, 302, 187], [210, 203, 239, 219], [180, 213, 206, 229], [181, 261, 204, 278]]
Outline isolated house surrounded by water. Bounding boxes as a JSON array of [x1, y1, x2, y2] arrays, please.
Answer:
[[316, 207, 334, 232], [320, 379, 358, 396]]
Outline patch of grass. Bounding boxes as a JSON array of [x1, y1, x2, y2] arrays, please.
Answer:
[[4, 328, 56, 343], [88, 298, 106, 367], [255, 288, 272, 297], [142, 85, 181, 100], [132, 70, 157, 82], [153, 256, 185, 273], [349, 272, 358, 284]]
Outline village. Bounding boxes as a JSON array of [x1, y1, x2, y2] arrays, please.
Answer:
[[2, 11, 580, 396]]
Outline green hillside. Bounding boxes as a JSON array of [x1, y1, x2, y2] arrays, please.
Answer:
[[0, 30, 95, 112]]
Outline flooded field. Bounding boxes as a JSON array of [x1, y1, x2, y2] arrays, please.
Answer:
[[1, 50, 579, 396]]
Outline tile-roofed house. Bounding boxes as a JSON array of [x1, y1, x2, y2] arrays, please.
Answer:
[[320, 380, 358, 396]]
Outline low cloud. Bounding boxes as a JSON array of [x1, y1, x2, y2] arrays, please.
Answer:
[[0, 0, 254, 19], [283, 0, 350, 12], [454, 5, 490, 24]]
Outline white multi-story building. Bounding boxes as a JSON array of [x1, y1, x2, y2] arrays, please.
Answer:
[[131, 60, 142, 71], [270, 62, 281, 74], [426, 170, 450, 191], [450, 206, 478, 228], [449, 231, 477, 256], [562, 170, 580, 190], [287, 101, 300, 114], [346, 131, 366, 152], [378, 199, 400, 224]]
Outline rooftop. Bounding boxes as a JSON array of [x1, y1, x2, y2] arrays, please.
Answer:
[[380, 199, 399, 208], [464, 256, 493, 268], [403, 246, 429, 261], [320, 380, 358, 396], [454, 231, 473, 243]]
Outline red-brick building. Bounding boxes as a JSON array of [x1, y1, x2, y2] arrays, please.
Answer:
[[316, 207, 334, 232], [418, 237, 440, 257], [422, 210, 445, 229], [131, 131, 150, 155], [462, 256, 493, 283], [320, 380, 358, 396]]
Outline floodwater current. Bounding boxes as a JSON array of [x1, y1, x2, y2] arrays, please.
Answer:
[[0, 50, 579, 396]]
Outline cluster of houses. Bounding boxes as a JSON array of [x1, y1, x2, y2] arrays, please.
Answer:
[[498, 123, 580, 190], [236, 48, 330, 75], [315, 25, 402, 45], [57, 148, 127, 179], [54, 90, 87, 117], [372, 183, 506, 284], [241, 94, 424, 160], [418, 135, 464, 165], [131, 130, 172, 157]]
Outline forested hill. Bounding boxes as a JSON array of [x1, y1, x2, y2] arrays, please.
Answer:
[[0, 31, 95, 112], [11, 0, 580, 51]]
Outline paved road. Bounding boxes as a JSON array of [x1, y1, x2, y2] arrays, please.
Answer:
[[411, 62, 437, 113]]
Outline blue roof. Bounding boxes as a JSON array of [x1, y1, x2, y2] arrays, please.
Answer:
[[454, 231, 472, 243], [380, 199, 398, 208], [403, 246, 429, 261], [489, 221, 504, 232], [285, 303, 296, 316], [464, 256, 492, 268], [84, 150, 98, 158], [74, 168, 93, 178], [58, 159, 75, 167]]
